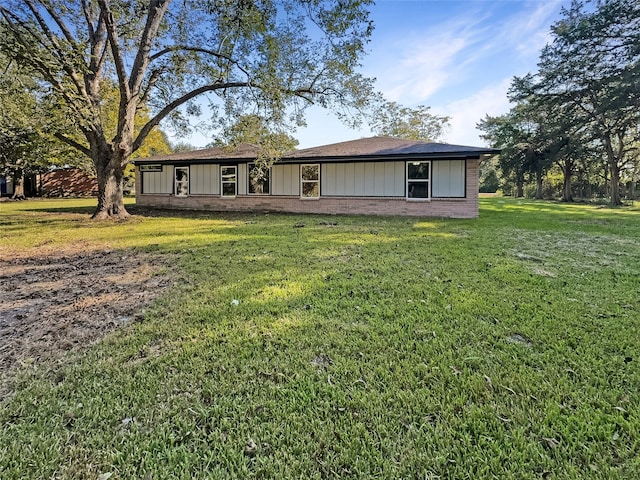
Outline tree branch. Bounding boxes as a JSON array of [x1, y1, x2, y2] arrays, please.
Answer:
[[96, 0, 130, 99], [53, 132, 92, 157], [133, 81, 252, 152], [149, 45, 252, 78], [128, 0, 171, 97]]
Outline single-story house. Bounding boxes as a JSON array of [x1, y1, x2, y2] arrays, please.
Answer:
[[134, 136, 499, 218], [39, 167, 98, 197]]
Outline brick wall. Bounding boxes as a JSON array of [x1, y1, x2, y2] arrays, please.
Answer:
[[135, 159, 480, 218]]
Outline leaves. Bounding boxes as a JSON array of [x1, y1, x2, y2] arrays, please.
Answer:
[[369, 99, 450, 142]]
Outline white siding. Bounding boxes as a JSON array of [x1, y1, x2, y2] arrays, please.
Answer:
[[142, 166, 173, 194], [238, 163, 247, 195], [190, 164, 220, 195], [432, 160, 465, 198], [321, 161, 404, 197], [272, 164, 299, 195]]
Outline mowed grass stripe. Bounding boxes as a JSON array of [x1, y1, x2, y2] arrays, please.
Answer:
[[0, 197, 639, 479]]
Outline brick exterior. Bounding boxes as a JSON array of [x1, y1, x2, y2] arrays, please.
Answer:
[[135, 159, 479, 218]]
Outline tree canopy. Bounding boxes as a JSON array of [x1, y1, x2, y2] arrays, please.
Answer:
[[0, 0, 375, 217], [0, 50, 78, 197], [369, 100, 450, 142], [480, 0, 640, 204], [209, 114, 299, 163]]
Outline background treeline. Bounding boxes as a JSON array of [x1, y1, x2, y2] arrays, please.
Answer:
[[478, 0, 639, 205]]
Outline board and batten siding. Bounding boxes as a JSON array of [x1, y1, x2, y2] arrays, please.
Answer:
[[190, 164, 220, 195], [237, 163, 248, 196], [271, 164, 299, 196], [432, 160, 466, 198], [322, 161, 404, 196], [141, 166, 173, 194]]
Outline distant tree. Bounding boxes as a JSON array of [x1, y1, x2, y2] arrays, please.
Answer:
[[477, 110, 529, 197], [0, 52, 73, 197], [0, 0, 374, 218], [369, 100, 450, 142], [210, 114, 299, 163], [171, 142, 198, 153]]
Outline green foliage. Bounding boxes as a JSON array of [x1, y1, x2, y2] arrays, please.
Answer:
[[479, 169, 500, 193], [209, 114, 299, 164], [0, 52, 78, 183], [1, 198, 639, 478], [479, 0, 640, 204], [369, 100, 450, 142], [0, 0, 375, 215]]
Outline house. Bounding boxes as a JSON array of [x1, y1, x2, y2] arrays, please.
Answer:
[[39, 167, 98, 197], [134, 136, 499, 218], [1, 167, 98, 198]]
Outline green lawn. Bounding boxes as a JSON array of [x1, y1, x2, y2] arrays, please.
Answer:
[[1, 197, 639, 479]]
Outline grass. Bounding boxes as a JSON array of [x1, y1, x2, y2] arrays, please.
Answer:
[[1, 197, 639, 479]]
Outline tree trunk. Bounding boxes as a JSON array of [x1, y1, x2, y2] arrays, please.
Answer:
[[93, 159, 129, 219], [609, 161, 622, 206], [560, 162, 573, 202], [516, 180, 524, 198], [535, 169, 544, 200], [11, 175, 25, 200]]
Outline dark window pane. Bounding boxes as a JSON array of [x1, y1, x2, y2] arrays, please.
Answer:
[[302, 181, 319, 197], [175, 168, 188, 181], [176, 182, 188, 196], [222, 182, 236, 196], [249, 164, 270, 194], [408, 182, 429, 198], [408, 162, 429, 180], [302, 165, 319, 181]]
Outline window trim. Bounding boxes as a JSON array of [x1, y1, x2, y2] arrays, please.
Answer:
[[221, 165, 237, 197], [174, 166, 189, 197], [247, 163, 271, 196], [140, 164, 163, 172], [300, 163, 320, 199], [406, 160, 431, 201]]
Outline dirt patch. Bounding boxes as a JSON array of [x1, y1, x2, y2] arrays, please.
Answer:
[[0, 249, 172, 399]]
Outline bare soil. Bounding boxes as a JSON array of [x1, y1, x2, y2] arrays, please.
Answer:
[[0, 248, 171, 399]]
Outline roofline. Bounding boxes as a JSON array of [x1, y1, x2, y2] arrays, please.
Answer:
[[134, 150, 500, 165]]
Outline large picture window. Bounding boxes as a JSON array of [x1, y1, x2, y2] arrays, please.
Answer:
[[175, 166, 189, 196], [221, 166, 237, 197], [248, 163, 270, 195], [301, 164, 320, 198], [407, 161, 430, 199]]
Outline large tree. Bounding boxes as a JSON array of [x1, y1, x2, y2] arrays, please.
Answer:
[[0, 0, 374, 218], [368, 100, 450, 142], [0, 51, 75, 197], [515, 0, 640, 205]]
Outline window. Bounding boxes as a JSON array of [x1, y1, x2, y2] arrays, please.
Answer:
[[301, 164, 320, 198], [407, 161, 430, 199], [221, 166, 237, 196], [140, 164, 162, 172], [248, 163, 270, 195], [175, 166, 189, 196]]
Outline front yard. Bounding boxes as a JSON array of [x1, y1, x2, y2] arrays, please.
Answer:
[[1, 198, 639, 478]]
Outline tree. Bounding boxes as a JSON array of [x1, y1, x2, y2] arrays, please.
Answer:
[[516, 0, 640, 205], [368, 100, 450, 142], [209, 114, 299, 162], [0, 51, 74, 198], [477, 109, 531, 198], [0, 0, 374, 218]]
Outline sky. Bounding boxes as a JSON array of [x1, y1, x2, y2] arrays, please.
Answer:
[[179, 0, 570, 150]]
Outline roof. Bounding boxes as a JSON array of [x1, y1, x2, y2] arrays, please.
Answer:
[[134, 136, 499, 164]]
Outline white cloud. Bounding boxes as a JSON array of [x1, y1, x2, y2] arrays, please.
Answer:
[[438, 78, 513, 147], [372, 14, 491, 104], [370, 1, 566, 107]]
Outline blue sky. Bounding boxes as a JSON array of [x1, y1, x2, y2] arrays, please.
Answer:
[[181, 0, 570, 149]]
